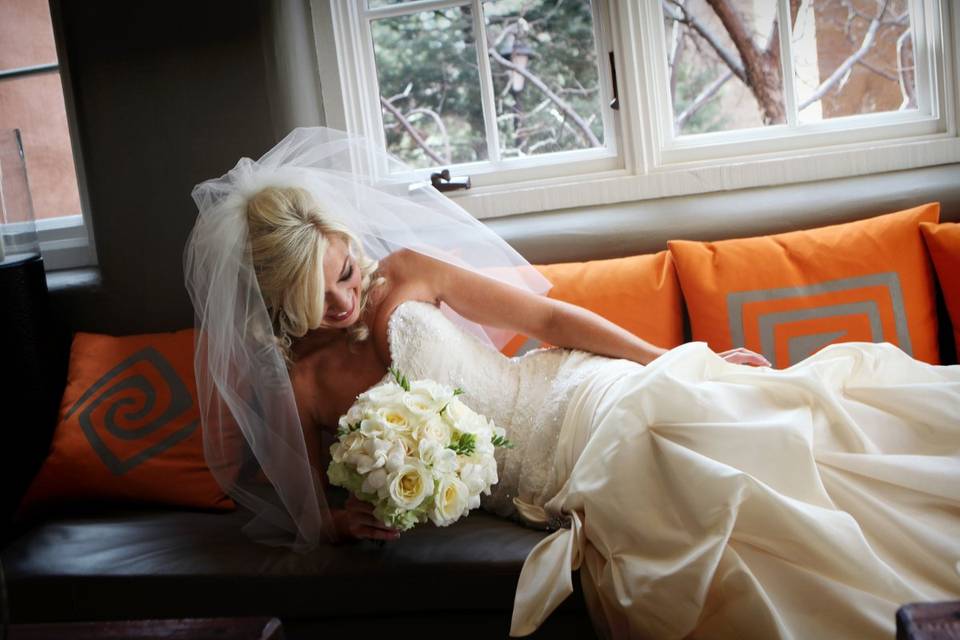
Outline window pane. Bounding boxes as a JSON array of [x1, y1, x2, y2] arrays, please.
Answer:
[[484, 0, 605, 158], [792, 0, 915, 122], [0, 0, 58, 71], [662, 0, 783, 135], [0, 73, 81, 219], [371, 6, 487, 168]]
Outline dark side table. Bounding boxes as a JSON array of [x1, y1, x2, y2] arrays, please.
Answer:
[[0, 255, 64, 533], [897, 601, 960, 640]]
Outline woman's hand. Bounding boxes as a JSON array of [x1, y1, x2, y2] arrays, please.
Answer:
[[333, 495, 401, 542], [717, 347, 771, 367]]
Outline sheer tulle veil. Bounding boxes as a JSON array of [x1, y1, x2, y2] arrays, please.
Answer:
[[183, 127, 550, 550]]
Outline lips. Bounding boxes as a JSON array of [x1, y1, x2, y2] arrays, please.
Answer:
[[325, 295, 356, 323]]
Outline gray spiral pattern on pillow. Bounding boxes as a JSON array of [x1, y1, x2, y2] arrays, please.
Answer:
[[64, 347, 198, 475]]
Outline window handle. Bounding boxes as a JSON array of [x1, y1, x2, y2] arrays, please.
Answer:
[[609, 51, 620, 111], [430, 169, 471, 192]]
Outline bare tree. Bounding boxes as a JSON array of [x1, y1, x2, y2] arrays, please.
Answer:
[[488, 47, 601, 148], [665, 0, 910, 130], [380, 96, 448, 165]]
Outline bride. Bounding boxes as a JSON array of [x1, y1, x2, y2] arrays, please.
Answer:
[[185, 128, 960, 639]]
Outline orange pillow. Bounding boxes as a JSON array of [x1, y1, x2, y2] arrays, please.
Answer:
[[920, 221, 960, 362], [501, 250, 684, 356], [18, 329, 234, 516], [668, 203, 941, 368]]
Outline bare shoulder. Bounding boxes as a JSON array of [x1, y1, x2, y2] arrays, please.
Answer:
[[378, 247, 438, 281], [368, 250, 439, 366]]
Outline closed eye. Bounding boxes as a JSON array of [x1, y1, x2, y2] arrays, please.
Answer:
[[339, 265, 354, 282]]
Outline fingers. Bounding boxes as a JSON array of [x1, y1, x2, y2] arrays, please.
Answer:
[[340, 498, 400, 540], [345, 495, 374, 513], [356, 512, 397, 532], [347, 515, 400, 540], [354, 526, 401, 541]]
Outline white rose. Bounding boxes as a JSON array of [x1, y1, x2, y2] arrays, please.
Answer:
[[386, 458, 434, 510], [337, 403, 368, 433], [360, 404, 413, 438], [339, 402, 365, 427], [384, 439, 406, 474], [354, 437, 391, 474], [481, 455, 499, 491], [393, 431, 419, 460], [330, 430, 362, 463], [361, 467, 388, 495], [458, 461, 488, 495], [473, 431, 495, 456], [415, 414, 453, 447], [418, 439, 457, 474], [444, 400, 490, 436], [402, 381, 450, 417], [378, 404, 414, 431], [360, 381, 405, 404], [333, 430, 366, 463], [442, 398, 472, 425], [410, 378, 452, 398], [430, 474, 470, 527]]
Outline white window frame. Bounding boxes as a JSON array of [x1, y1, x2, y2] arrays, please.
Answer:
[[643, 0, 948, 164], [0, 12, 97, 271], [316, 0, 623, 187], [311, 0, 960, 220]]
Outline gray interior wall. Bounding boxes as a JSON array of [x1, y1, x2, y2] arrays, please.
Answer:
[[51, 0, 280, 334], [48, 0, 960, 337], [488, 164, 960, 264]]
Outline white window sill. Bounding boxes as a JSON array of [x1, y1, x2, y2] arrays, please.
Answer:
[[451, 135, 960, 220], [36, 214, 96, 271]]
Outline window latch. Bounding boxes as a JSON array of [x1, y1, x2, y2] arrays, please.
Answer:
[[430, 169, 471, 192], [608, 51, 620, 111]]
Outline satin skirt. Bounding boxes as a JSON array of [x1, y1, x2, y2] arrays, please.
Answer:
[[510, 342, 960, 639]]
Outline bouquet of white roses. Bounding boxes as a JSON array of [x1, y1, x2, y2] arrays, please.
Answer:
[[327, 367, 512, 531]]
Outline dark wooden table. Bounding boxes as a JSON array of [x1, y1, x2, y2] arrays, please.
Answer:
[[897, 601, 960, 640], [5, 617, 284, 640]]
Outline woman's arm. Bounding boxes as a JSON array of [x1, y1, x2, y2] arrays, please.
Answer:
[[394, 249, 769, 367]]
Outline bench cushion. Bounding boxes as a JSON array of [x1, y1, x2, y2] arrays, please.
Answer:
[[3, 508, 582, 624]]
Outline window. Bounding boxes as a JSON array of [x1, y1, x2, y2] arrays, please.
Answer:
[[317, 0, 620, 187], [0, 0, 93, 269], [312, 0, 959, 218], [647, 0, 946, 162]]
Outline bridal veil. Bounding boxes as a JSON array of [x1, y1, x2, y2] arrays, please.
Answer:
[[183, 127, 549, 550]]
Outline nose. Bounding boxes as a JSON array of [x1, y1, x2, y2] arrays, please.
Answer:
[[326, 287, 351, 314]]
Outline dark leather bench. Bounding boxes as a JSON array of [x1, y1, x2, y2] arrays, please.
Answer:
[[2, 507, 591, 638]]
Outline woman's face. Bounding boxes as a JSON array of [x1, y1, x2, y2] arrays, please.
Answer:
[[320, 235, 362, 329]]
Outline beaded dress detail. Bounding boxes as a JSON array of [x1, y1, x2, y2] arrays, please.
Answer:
[[383, 300, 612, 519]]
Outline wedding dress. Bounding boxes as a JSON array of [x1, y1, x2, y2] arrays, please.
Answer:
[[385, 299, 960, 639]]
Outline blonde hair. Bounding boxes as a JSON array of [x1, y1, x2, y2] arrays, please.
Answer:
[[245, 186, 383, 363]]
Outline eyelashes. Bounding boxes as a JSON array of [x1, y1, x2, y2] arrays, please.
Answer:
[[339, 265, 354, 283]]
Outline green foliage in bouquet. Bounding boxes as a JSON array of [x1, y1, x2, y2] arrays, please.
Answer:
[[491, 434, 514, 449], [388, 365, 411, 391], [448, 432, 477, 456]]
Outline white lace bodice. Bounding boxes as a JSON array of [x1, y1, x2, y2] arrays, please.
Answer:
[[384, 300, 613, 518]]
